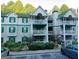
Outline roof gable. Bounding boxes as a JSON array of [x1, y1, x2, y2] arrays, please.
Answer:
[[32, 6, 48, 16], [64, 10, 77, 17], [59, 9, 77, 18]]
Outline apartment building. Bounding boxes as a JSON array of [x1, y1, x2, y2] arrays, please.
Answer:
[[49, 9, 78, 46], [1, 6, 48, 43], [1, 6, 78, 46]]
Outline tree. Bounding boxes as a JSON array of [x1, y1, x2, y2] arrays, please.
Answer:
[[49, 35, 61, 44], [1, 0, 36, 14], [1, 4, 9, 13], [13, 0, 23, 13], [52, 5, 59, 12], [21, 3, 35, 14], [60, 4, 69, 13], [49, 5, 59, 14], [6, 1, 15, 12], [1, 4, 6, 12]]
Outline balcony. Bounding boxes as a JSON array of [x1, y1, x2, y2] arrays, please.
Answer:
[[60, 21, 76, 25], [60, 30, 75, 35], [33, 30, 46, 36], [33, 19, 47, 25], [64, 21, 76, 25], [48, 23, 53, 26], [48, 31, 54, 35]]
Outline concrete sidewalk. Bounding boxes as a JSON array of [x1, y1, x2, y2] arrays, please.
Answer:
[[10, 49, 60, 56]]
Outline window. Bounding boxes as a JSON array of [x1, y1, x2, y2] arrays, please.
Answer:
[[9, 27, 16, 33], [22, 37, 28, 42], [1, 37, 4, 43], [1, 17, 4, 23], [22, 18, 28, 23], [22, 27, 28, 33], [9, 17, 16, 23], [9, 37, 15, 42], [1, 27, 4, 33]]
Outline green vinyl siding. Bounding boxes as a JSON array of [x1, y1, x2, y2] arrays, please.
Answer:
[[1, 27, 4, 33], [1, 37, 4, 43], [9, 17, 16, 23]]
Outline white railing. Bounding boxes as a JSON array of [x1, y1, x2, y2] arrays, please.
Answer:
[[60, 30, 75, 34], [64, 21, 76, 25], [65, 30, 75, 34], [48, 31, 53, 35], [60, 21, 76, 25], [48, 23, 53, 26], [33, 30, 46, 34], [33, 19, 47, 24]]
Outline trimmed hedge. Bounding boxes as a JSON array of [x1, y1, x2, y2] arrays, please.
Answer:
[[3, 41, 58, 51], [72, 40, 78, 44], [29, 41, 56, 50], [4, 41, 25, 51]]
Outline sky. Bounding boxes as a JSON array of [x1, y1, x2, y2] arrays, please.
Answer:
[[0, 0, 78, 12]]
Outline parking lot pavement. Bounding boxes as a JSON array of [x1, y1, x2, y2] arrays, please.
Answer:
[[11, 52, 71, 59]]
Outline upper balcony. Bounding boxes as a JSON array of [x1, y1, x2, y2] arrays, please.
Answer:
[[33, 19, 47, 25], [48, 31, 54, 35], [60, 30, 76, 35], [48, 23, 53, 26], [64, 21, 76, 25], [33, 30, 46, 36], [60, 21, 76, 25]]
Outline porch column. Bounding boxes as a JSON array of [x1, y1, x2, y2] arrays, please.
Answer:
[[45, 17, 48, 42], [63, 17, 66, 47]]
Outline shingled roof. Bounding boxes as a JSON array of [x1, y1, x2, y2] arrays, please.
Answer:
[[17, 13, 30, 18], [1, 12, 30, 18]]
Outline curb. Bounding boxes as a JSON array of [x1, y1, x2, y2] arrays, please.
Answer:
[[10, 49, 61, 56]]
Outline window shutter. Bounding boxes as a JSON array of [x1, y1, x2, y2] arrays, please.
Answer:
[[14, 17, 16, 22], [22, 18, 24, 23], [9, 17, 11, 22], [26, 27, 28, 32], [2, 17, 4, 23], [13, 27, 15, 32], [9, 27, 11, 32], [1, 27, 4, 33], [22, 27, 24, 32], [1, 37, 3, 43], [26, 18, 28, 23]]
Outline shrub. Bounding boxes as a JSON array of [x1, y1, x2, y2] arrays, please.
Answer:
[[72, 40, 78, 44], [10, 46, 23, 51], [29, 41, 45, 50], [4, 41, 25, 51], [21, 45, 29, 51], [45, 41, 55, 49], [4, 41, 16, 48], [22, 42, 30, 46], [29, 41, 55, 50]]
